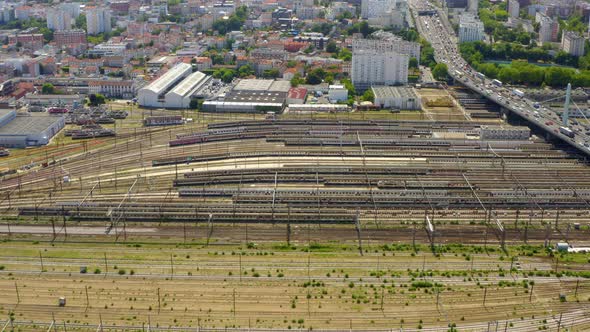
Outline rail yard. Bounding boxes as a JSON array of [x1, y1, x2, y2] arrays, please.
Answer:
[[1, 106, 590, 331]]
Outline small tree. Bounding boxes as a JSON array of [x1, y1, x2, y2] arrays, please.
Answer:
[[326, 41, 339, 53], [88, 93, 106, 106], [361, 89, 374, 102], [432, 63, 449, 80], [41, 83, 55, 94]]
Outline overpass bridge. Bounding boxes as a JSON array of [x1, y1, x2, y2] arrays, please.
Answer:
[[411, 0, 590, 158]]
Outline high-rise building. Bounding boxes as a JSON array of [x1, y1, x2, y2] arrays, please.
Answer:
[[353, 35, 420, 62], [351, 48, 409, 91], [361, 0, 394, 19], [508, 0, 520, 18], [467, 0, 478, 13], [458, 13, 484, 43], [536, 13, 558, 44], [60, 3, 81, 18], [444, 0, 467, 9], [86, 8, 112, 35], [47, 9, 73, 31], [561, 30, 586, 57]]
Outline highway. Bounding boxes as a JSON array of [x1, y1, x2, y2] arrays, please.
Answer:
[[410, 0, 590, 157]]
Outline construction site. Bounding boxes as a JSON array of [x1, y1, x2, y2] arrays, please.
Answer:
[[1, 91, 590, 331]]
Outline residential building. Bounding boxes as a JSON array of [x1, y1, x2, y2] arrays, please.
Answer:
[[8, 33, 44, 50], [88, 42, 128, 56], [444, 0, 467, 8], [47, 9, 73, 31], [86, 7, 112, 35], [508, 0, 520, 18], [351, 48, 409, 91], [88, 80, 136, 98], [0, 6, 15, 23], [458, 13, 484, 43], [561, 30, 586, 57], [55, 29, 86, 50], [14, 5, 32, 20], [354, 33, 421, 62], [536, 13, 558, 44]]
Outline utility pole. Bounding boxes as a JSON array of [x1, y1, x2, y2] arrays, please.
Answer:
[[39, 251, 44, 272]]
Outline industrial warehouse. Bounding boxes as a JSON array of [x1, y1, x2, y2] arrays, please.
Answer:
[[137, 63, 213, 109], [202, 79, 290, 113], [0, 109, 65, 148]]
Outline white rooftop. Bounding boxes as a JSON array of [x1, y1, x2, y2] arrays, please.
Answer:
[[142, 63, 192, 95], [168, 71, 208, 98]]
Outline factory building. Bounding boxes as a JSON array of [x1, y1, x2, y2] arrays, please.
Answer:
[[164, 71, 212, 109], [202, 79, 289, 113], [328, 85, 348, 102], [372, 86, 421, 110], [0, 110, 65, 148], [137, 63, 193, 108]]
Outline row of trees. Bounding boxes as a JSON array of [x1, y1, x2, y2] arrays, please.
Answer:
[[474, 60, 590, 87], [460, 41, 553, 64]]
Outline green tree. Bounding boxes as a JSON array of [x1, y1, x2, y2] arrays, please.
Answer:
[[262, 68, 280, 78], [432, 63, 448, 80], [305, 71, 322, 85], [337, 48, 352, 61], [238, 64, 254, 77], [326, 40, 339, 53], [88, 93, 106, 106], [361, 89, 374, 102], [497, 67, 519, 84], [42, 83, 55, 94], [189, 98, 202, 110], [290, 73, 305, 87], [409, 57, 418, 69]]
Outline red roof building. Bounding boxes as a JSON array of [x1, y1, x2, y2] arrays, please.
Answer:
[[287, 87, 307, 104]]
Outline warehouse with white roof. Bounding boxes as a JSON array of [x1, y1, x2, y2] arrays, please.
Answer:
[[164, 71, 211, 109], [137, 63, 193, 108]]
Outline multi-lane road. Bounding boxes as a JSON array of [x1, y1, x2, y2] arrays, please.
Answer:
[[410, 0, 590, 157]]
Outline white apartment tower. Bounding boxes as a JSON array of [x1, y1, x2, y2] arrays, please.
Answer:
[[86, 8, 112, 35], [561, 31, 586, 57], [47, 9, 73, 31], [352, 49, 409, 91], [508, 0, 519, 18], [458, 13, 484, 43]]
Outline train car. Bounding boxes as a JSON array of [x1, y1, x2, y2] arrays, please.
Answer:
[[143, 116, 183, 127], [47, 107, 69, 114], [559, 126, 575, 138], [169, 136, 208, 147]]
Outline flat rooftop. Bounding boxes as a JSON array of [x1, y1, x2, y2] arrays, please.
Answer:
[[0, 115, 62, 135], [233, 79, 291, 92], [225, 90, 287, 103], [372, 86, 418, 99]]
